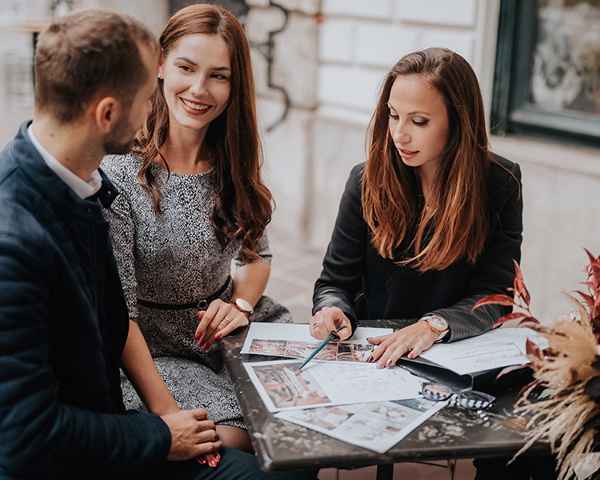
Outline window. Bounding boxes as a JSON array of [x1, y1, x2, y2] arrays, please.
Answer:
[[492, 0, 600, 143]]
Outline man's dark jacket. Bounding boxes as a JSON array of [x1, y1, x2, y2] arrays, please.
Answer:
[[313, 155, 523, 341], [0, 123, 170, 478]]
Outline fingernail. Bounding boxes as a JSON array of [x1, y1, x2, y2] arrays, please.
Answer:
[[214, 334, 222, 341], [386, 359, 394, 368], [196, 332, 204, 342]]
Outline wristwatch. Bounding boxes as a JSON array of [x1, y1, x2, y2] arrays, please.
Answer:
[[421, 315, 449, 342], [234, 298, 254, 316]]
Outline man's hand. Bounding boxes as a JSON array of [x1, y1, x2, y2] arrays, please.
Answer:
[[161, 409, 222, 461], [368, 320, 438, 368], [194, 299, 249, 350], [309, 306, 352, 341]]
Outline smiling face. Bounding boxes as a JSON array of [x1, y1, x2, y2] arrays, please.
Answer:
[[387, 74, 449, 177], [158, 33, 231, 134]]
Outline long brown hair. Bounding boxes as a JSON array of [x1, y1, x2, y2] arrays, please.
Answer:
[[363, 48, 490, 271], [134, 4, 272, 261]]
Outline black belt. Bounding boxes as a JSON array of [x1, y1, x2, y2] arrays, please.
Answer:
[[137, 277, 231, 311]]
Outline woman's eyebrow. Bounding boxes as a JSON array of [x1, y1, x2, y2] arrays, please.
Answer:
[[175, 56, 197, 65]]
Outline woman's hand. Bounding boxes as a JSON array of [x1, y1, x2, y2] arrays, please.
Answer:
[[309, 306, 353, 341], [194, 299, 249, 350], [368, 320, 437, 368]]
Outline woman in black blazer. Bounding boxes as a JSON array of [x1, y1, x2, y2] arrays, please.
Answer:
[[310, 48, 523, 369]]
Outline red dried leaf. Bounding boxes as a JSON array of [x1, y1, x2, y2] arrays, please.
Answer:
[[517, 316, 540, 327], [576, 290, 595, 309], [584, 249, 600, 292], [473, 294, 515, 310], [513, 260, 531, 306], [584, 248, 598, 266], [493, 312, 529, 328], [525, 337, 542, 360]]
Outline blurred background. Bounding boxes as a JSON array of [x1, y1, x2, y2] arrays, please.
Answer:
[[0, 2, 598, 478], [1, 0, 599, 340]]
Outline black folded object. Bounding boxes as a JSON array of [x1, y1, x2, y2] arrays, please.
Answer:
[[397, 357, 534, 394]]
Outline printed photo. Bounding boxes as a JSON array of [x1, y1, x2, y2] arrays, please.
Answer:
[[249, 339, 286, 356], [251, 363, 331, 408]]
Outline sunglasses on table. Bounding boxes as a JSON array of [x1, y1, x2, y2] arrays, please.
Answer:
[[421, 382, 496, 410]]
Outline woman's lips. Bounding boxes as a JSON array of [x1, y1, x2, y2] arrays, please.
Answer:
[[399, 148, 419, 158], [179, 97, 213, 115]]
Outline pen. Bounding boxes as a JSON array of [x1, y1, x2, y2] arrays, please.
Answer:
[[299, 326, 344, 370]]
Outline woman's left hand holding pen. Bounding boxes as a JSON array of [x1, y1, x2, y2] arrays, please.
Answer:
[[310, 306, 352, 341]]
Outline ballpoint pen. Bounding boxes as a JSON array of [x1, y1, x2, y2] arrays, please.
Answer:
[[299, 325, 345, 370]]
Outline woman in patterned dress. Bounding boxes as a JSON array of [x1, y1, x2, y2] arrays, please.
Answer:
[[102, 4, 287, 452]]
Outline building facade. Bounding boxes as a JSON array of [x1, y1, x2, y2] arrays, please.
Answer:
[[0, 0, 598, 322]]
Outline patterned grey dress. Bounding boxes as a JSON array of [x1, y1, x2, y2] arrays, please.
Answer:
[[101, 154, 290, 428]]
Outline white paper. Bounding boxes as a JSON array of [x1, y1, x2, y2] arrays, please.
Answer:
[[420, 327, 549, 375], [241, 323, 392, 352], [243, 359, 423, 412], [276, 398, 446, 453], [241, 323, 392, 363]]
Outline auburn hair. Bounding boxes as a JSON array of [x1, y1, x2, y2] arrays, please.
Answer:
[[134, 4, 272, 262], [363, 48, 490, 271]]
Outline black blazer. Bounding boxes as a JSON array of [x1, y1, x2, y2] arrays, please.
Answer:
[[0, 123, 170, 478], [313, 154, 523, 342]]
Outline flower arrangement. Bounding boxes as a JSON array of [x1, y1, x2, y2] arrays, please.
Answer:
[[475, 250, 600, 480]]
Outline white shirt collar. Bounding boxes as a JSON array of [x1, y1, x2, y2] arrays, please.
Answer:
[[28, 124, 102, 199]]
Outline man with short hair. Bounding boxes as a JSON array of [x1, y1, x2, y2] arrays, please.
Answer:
[[0, 10, 308, 480]]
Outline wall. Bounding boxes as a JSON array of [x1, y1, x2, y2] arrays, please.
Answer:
[[246, 0, 320, 240], [1, 0, 598, 322], [0, 1, 168, 145]]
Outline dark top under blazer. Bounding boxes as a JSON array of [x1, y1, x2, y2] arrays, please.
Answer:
[[0, 123, 170, 479], [313, 154, 523, 342]]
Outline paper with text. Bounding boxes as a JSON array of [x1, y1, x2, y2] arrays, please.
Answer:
[[420, 327, 549, 375], [243, 359, 423, 412], [242, 323, 393, 352], [276, 398, 446, 453], [241, 323, 393, 363]]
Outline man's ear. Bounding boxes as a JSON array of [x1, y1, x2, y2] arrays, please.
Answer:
[[94, 96, 122, 133]]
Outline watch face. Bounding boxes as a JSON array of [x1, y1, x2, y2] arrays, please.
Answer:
[[427, 316, 448, 331], [235, 298, 253, 314]]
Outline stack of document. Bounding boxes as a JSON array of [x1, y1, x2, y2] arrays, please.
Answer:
[[241, 323, 545, 453]]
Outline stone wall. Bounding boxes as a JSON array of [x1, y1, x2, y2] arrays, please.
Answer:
[[0, 1, 168, 145], [246, 0, 320, 240]]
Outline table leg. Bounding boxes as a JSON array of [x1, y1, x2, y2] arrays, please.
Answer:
[[376, 464, 394, 480]]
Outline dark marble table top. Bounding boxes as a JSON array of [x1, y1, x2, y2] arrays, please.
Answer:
[[222, 320, 548, 472]]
